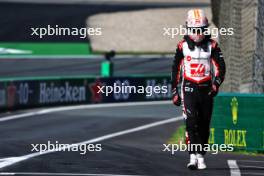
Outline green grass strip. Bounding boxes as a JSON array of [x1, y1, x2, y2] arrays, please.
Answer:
[[0, 42, 92, 56], [168, 125, 185, 144]]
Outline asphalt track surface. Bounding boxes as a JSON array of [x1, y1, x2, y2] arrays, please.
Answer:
[[0, 101, 263, 176], [0, 56, 173, 78]]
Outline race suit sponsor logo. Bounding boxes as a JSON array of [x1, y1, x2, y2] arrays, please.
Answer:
[[190, 63, 206, 77], [184, 86, 194, 92], [186, 55, 192, 61], [39, 82, 86, 104]]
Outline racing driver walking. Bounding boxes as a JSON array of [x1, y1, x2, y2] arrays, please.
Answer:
[[171, 9, 226, 170]]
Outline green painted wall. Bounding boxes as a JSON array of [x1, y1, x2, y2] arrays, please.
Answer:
[[209, 94, 264, 151]]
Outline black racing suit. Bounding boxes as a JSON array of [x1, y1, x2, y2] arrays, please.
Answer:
[[171, 35, 226, 155]]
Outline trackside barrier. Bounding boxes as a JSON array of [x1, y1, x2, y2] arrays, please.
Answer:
[[0, 76, 172, 111], [0, 77, 263, 151], [209, 93, 264, 152]]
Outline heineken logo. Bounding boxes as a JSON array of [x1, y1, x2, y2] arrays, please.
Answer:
[[39, 82, 86, 104]]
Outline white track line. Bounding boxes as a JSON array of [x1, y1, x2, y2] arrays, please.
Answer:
[[0, 172, 142, 176], [237, 160, 264, 163], [243, 173, 264, 175], [0, 115, 183, 169], [228, 160, 241, 176], [0, 101, 171, 122], [239, 165, 264, 169]]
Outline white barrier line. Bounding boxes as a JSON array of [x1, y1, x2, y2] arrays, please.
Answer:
[[0, 101, 171, 122], [0, 172, 143, 176], [0, 116, 183, 169], [227, 160, 241, 176]]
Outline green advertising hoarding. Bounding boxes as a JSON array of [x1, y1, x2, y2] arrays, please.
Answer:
[[209, 93, 264, 151]]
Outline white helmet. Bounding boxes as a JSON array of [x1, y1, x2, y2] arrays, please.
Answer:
[[186, 9, 209, 43]]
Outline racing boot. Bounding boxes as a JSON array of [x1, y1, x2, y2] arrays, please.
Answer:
[[187, 154, 197, 170], [196, 154, 207, 169]]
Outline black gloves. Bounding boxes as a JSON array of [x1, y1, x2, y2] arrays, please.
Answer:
[[172, 88, 181, 106], [208, 84, 219, 97]]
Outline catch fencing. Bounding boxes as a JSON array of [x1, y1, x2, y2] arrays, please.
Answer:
[[211, 0, 264, 93]]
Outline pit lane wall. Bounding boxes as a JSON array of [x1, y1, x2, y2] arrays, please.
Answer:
[[0, 76, 172, 111], [0, 76, 263, 151]]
